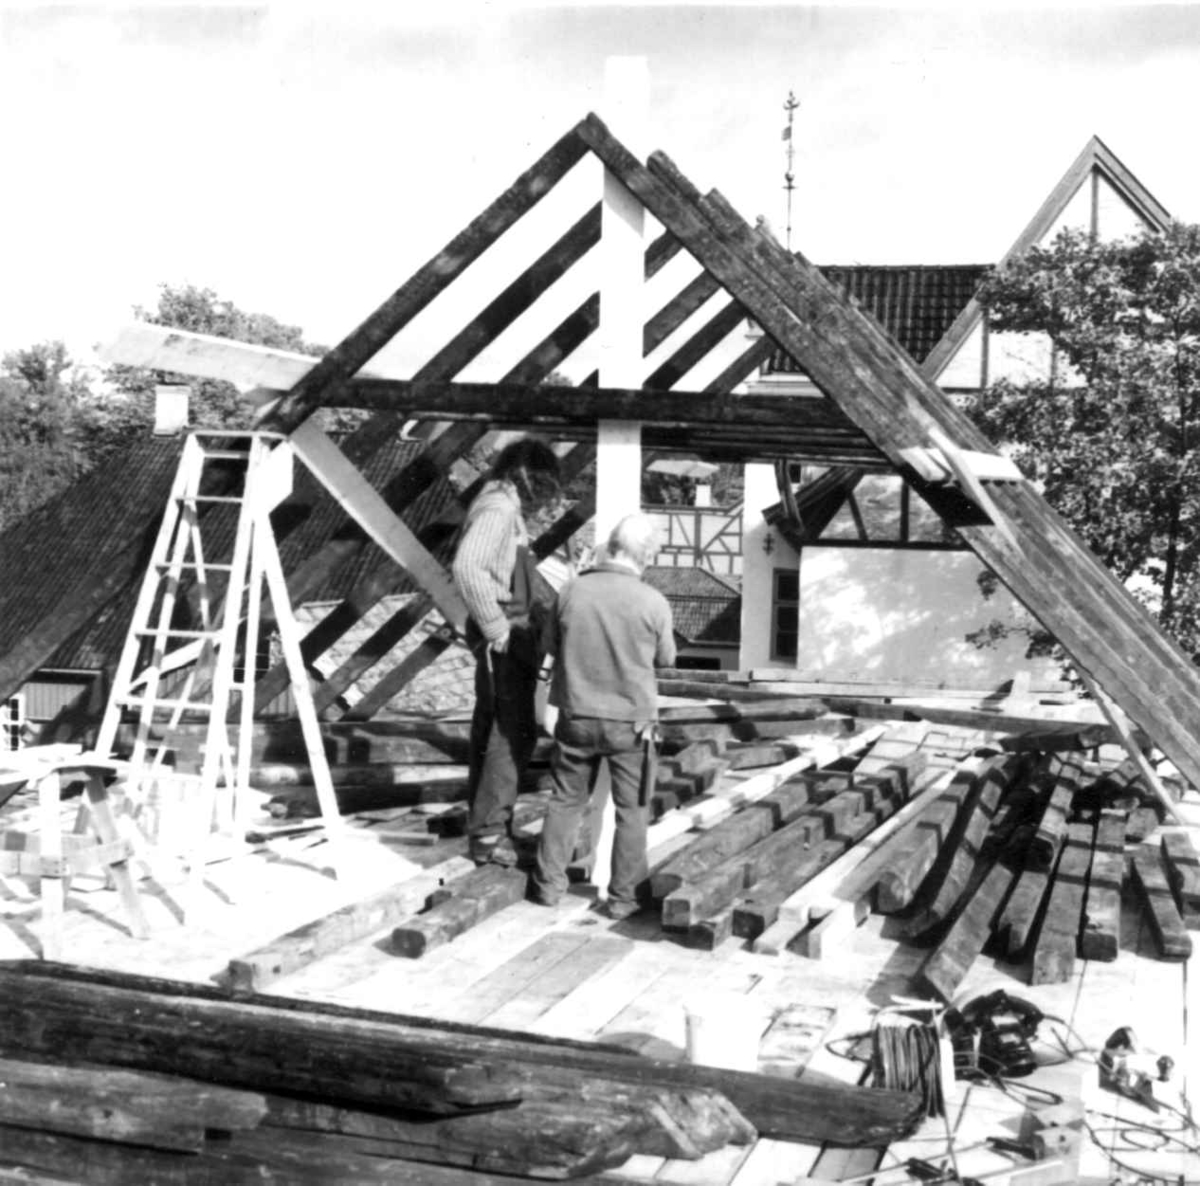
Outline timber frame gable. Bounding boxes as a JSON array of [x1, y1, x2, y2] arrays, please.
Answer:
[[8, 113, 1200, 791], [923, 134, 1172, 382]]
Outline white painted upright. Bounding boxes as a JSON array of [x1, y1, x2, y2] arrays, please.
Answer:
[[592, 56, 649, 900]]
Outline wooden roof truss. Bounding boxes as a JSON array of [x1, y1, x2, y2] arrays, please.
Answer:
[[11, 114, 1200, 792]]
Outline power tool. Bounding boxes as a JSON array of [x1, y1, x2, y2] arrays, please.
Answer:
[[945, 989, 1043, 1079]]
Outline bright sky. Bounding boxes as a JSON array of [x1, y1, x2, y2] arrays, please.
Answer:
[[3, 2, 1200, 370]]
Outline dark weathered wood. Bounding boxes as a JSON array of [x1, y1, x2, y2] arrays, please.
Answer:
[[345, 376, 867, 432], [1027, 757, 1086, 872], [605, 119, 1200, 790], [0, 967, 523, 1115], [1126, 804, 1161, 843], [392, 865, 527, 959], [645, 300, 748, 390], [658, 697, 828, 724], [264, 1088, 673, 1177], [227, 857, 471, 992], [686, 907, 736, 951], [1080, 809, 1125, 961], [1130, 843, 1193, 960], [1161, 829, 1200, 925], [0, 1123, 539, 1185], [900, 753, 1027, 937], [995, 849, 1060, 961], [649, 771, 844, 901], [0, 961, 921, 1149], [660, 804, 835, 929], [873, 794, 962, 913], [644, 270, 721, 354], [732, 803, 896, 940], [0, 1057, 265, 1152], [724, 741, 804, 770], [1031, 820, 1095, 986], [264, 123, 589, 433], [918, 855, 1022, 1001]]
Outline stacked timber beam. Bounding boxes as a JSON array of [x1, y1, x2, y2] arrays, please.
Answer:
[[0, 961, 923, 1182]]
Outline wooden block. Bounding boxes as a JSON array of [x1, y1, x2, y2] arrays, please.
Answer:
[[1129, 842, 1193, 960], [1160, 828, 1200, 924], [1125, 803, 1161, 843], [1080, 809, 1124, 961], [1026, 756, 1086, 872], [685, 907, 735, 951], [789, 897, 869, 959], [660, 811, 828, 930], [919, 855, 1022, 1001], [392, 865, 527, 959], [899, 751, 1029, 938], [1030, 820, 1094, 985], [650, 771, 843, 901]]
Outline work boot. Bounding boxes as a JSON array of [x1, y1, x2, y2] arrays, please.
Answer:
[[469, 834, 519, 868]]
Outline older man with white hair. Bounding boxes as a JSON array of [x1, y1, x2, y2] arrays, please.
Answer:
[[530, 512, 676, 918]]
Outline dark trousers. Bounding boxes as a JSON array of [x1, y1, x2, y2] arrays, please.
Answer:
[[533, 714, 649, 906], [466, 637, 539, 847]]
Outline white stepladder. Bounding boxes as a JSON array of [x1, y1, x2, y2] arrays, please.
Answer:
[[92, 429, 343, 916]]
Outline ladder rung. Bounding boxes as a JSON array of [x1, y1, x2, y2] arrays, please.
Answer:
[[116, 696, 213, 712], [177, 495, 243, 505], [133, 628, 221, 639], [154, 561, 235, 572], [198, 449, 253, 461]]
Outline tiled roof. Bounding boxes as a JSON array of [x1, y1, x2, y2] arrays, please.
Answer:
[[0, 432, 459, 674], [766, 264, 989, 372], [644, 565, 741, 646]]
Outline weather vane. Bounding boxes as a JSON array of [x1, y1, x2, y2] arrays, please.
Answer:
[[782, 90, 799, 251]]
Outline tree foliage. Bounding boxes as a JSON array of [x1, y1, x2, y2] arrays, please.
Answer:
[[0, 284, 330, 534], [0, 342, 97, 531], [966, 222, 1200, 656]]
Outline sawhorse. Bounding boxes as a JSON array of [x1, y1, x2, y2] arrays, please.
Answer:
[[0, 751, 149, 959]]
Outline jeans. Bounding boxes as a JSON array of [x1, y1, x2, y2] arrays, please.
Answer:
[[534, 714, 649, 906], [466, 632, 539, 850]]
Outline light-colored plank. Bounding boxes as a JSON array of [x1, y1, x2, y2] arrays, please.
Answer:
[[288, 421, 468, 631]]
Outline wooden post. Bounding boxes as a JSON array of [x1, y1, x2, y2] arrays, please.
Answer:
[[590, 56, 649, 900]]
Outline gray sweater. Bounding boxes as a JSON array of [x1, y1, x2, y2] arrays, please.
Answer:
[[546, 562, 676, 723]]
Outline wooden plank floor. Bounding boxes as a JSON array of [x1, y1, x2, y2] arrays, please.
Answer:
[[1, 750, 1199, 1183]]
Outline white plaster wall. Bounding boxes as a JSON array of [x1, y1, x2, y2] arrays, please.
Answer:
[[794, 547, 1050, 688], [739, 462, 799, 669], [934, 319, 984, 389]]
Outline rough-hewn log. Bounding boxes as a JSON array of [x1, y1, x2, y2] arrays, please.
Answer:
[[1161, 829, 1200, 925], [0, 961, 921, 1149], [1080, 809, 1125, 961], [392, 865, 528, 959], [732, 801, 897, 940], [0, 967, 522, 1115], [227, 856, 474, 992], [1031, 820, 1095, 986], [873, 794, 962, 913], [1026, 757, 1086, 872], [900, 753, 1029, 938], [650, 771, 845, 901], [0, 1123, 541, 1185], [0, 1057, 265, 1152], [1130, 843, 1193, 960]]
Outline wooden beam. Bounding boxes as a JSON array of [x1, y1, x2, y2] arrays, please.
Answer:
[[261, 122, 590, 433], [288, 422, 468, 632], [570, 112, 1200, 790], [343, 376, 869, 430]]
